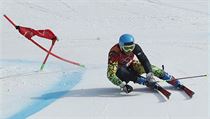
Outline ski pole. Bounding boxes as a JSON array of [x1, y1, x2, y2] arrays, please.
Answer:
[[176, 74, 207, 80], [40, 40, 56, 71], [157, 74, 207, 83], [160, 65, 207, 80]]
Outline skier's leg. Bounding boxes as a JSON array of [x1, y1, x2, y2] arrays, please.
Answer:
[[116, 65, 139, 84], [129, 60, 146, 75], [151, 65, 182, 88], [129, 60, 148, 85], [129, 61, 159, 89]]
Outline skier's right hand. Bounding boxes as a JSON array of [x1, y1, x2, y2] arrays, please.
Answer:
[[119, 82, 133, 93]]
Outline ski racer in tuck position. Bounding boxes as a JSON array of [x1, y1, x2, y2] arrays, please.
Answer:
[[107, 34, 194, 97]]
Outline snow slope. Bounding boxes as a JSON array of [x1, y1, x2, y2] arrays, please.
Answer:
[[0, 0, 209, 119]]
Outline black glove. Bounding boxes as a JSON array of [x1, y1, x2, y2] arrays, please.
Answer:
[[120, 82, 133, 93], [124, 84, 133, 93]]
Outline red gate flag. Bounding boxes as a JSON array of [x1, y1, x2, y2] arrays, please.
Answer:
[[16, 26, 58, 70], [3, 14, 85, 69], [16, 26, 57, 41]]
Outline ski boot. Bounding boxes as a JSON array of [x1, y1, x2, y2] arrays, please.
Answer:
[[162, 72, 194, 97], [136, 76, 159, 90], [136, 76, 171, 99]]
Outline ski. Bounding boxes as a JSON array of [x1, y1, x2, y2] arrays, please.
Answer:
[[156, 85, 171, 99], [146, 83, 171, 99], [167, 78, 195, 98], [166, 77, 195, 98], [137, 76, 171, 99], [179, 85, 195, 98]]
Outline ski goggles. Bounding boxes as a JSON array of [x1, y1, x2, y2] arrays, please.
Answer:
[[122, 44, 135, 53]]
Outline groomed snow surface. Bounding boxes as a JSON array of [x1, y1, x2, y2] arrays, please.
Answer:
[[0, 0, 209, 119]]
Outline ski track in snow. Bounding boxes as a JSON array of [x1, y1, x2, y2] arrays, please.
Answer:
[[14, 1, 72, 20], [145, 0, 209, 16]]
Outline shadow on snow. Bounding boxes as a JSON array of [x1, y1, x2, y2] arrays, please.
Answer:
[[32, 87, 168, 102]]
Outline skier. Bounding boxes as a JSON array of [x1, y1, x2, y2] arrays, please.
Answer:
[[107, 34, 183, 93]]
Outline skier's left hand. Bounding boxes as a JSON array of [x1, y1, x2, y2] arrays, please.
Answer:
[[145, 72, 158, 89], [146, 72, 156, 83]]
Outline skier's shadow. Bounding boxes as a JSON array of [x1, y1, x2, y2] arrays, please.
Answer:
[[32, 87, 167, 102], [32, 88, 134, 100]]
